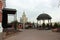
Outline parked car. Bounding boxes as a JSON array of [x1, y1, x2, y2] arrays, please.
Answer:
[[0, 23, 3, 40]]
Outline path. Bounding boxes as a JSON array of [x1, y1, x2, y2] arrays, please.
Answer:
[[5, 29, 60, 40]]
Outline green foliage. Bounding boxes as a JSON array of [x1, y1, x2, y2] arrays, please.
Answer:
[[46, 24, 49, 27], [54, 23, 58, 28], [58, 24, 60, 28], [42, 23, 45, 26], [14, 20, 18, 30], [42, 23, 46, 29], [11, 20, 18, 30]]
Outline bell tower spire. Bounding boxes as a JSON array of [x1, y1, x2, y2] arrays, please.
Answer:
[[20, 11, 28, 28]]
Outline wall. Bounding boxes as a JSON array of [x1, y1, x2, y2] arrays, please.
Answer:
[[0, 0, 3, 22]]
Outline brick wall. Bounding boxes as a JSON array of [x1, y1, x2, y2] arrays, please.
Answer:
[[0, 0, 3, 22], [0, 12, 2, 22]]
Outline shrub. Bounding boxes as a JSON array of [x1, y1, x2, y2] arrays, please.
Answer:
[[58, 24, 60, 28], [53, 23, 58, 28], [42, 23, 46, 29]]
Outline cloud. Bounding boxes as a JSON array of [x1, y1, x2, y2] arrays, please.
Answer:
[[6, 0, 60, 22]]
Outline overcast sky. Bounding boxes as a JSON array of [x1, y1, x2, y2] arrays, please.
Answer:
[[6, 0, 60, 23]]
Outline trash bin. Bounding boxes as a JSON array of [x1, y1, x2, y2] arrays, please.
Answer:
[[0, 23, 3, 40]]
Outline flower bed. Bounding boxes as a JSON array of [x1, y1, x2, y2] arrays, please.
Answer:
[[52, 28, 60, 32]]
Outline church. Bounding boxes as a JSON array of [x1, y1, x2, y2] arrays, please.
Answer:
[[20, 11, 28, 23], [20, 11, 28, 28]]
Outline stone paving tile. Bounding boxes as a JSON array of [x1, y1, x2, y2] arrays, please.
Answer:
[[5, 29, 60, 40]]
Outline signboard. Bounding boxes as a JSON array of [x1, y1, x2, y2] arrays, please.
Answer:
[[2, 8, 16, 28]]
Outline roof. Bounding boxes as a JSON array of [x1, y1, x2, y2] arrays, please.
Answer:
[[37, 13, 52, 20], [2, 8, 17, 14]]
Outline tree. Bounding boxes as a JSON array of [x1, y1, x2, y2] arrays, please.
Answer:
[[42, 23, 45, 29], [11, 20, 18, 30], [54, 23, 58, 28], [58, 24, 60, 28]]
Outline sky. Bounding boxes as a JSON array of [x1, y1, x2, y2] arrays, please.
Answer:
[[6, 0, 60, 23]]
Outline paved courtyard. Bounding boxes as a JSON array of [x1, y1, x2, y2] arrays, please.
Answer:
[[5, 29, 60, 40]]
